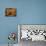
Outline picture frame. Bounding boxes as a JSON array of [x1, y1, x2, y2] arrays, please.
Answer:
[[5, 8, 16, 16]]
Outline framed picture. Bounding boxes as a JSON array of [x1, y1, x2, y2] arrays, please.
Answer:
[[18, 24, 46, 41], [5, 8, 16, 16]]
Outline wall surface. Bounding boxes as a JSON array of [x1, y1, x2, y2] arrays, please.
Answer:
[[0, 0, 46, 44]]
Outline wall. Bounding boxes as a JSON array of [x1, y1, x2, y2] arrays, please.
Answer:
[[0, 0, 46, 44]]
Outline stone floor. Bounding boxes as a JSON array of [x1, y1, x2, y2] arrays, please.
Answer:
[[0, 40, 46, 46], [19, 39, 46, 46], [0, 44, 18, 46]]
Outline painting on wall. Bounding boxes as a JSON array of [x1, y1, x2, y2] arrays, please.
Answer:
[[5, 8, 16, 16], [18, 25, 46, 42]]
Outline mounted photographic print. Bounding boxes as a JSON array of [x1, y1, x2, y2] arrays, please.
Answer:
[[5, 8, 16, 16]]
